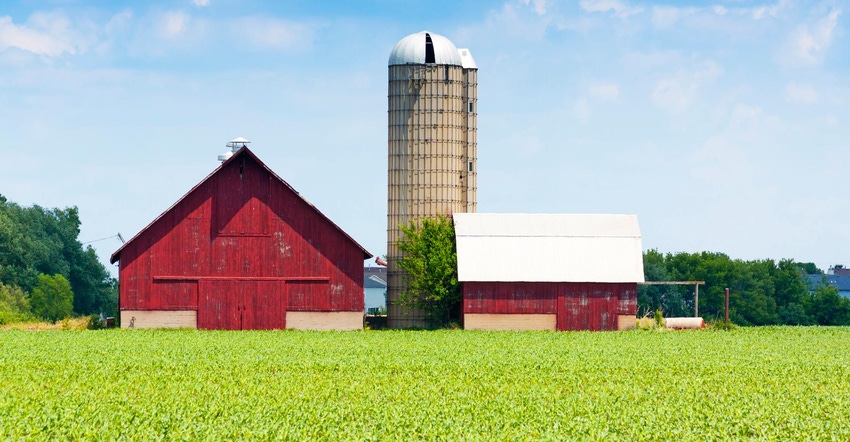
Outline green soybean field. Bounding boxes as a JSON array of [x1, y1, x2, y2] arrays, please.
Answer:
[[1, 327, 849, 440]]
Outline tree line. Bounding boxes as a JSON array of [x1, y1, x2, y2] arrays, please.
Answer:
[[0, 195, 117, 324], [640, 249, 850, 326]]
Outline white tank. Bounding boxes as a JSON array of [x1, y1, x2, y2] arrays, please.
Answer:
[[387, 31, 478, 328]]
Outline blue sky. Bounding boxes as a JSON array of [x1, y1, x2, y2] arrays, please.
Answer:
[[1, 0, 847, 276]]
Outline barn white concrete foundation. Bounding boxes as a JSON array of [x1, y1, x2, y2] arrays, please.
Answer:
[[286, 311, 363, 331], [121, 310, 197, 329], [618, 315, 637, 330], [464, 314, 556, 331]]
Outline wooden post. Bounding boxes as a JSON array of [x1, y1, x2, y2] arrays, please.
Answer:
[[694, 283, 699, 318], [724, 287, 730, 323]]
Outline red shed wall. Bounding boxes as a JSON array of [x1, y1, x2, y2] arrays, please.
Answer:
[[118, 154, 365, 328], [463, 282, 637, 331]]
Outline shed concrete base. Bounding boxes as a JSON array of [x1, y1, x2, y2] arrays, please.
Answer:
[[464, 313, 556, 331], [286, 311, 363, 331], [121, 310, 197, 329], [618, 315, 637, 330]]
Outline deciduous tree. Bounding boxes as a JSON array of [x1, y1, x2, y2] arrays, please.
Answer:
[[30, 274, 74, 322], [395, 214, 460, 326]]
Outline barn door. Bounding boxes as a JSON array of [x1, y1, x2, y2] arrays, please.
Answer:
[[198, 280, 286, 330], [241, 280, 286, 330], [198, 280, 242, 330]]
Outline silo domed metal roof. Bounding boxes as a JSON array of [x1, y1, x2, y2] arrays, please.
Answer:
[[388, 31, 463, 66]]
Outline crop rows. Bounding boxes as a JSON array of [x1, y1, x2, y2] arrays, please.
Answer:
[[1, 327, 849, 440]]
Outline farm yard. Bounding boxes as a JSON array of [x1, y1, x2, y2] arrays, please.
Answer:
[[1, 327, 849, 440]]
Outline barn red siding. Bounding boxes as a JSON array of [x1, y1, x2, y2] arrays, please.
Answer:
[[463, 282, 637, 331], [463, 282, 558, 314], [115, 150, 368, 330]]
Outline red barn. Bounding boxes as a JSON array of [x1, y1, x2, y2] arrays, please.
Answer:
[[110, 147, 372, 330], [454, 213, 644, 331]]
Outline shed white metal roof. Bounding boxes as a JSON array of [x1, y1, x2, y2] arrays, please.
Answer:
[[453, 213, 645, 283], [389, 31, 463, 66]]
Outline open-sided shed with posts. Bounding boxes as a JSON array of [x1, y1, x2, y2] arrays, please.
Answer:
[[454, 213, 644, 331], [110, 147, 371, 330]]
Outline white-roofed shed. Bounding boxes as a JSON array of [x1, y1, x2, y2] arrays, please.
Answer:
[[454, 213, 645, 332]]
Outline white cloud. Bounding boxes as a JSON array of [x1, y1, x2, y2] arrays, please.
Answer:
[[729, 103, 763, 128], [750, 2, 786, 21], [651, 60, 720, 113], [652, 6, 698, 28], [193, 0, 210, 7], [579, 0, 644, 18], [0, 12, 87, 57], [573, 83, 619, 122], [160, 11, 189, 38], [520, 0, 548, 16], [782, 9, 841, 66], [231, 17, 321, 50], [105, 10, 133, 35], [785, 83, 818, 104], [479, 2, 551, 41], [588, 83, 619, 101], [649, 2, 787, 30]]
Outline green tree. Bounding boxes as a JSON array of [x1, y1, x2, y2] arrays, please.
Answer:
[[0, 282, 33, 325], [796, 262, 822, 275], [641, 251, 822, 325], [396, 214, 460, 326], [0, 195, 116, 315], [638, 249, 692, 317], [30, 274, 74, 322], [807, 284, 850, 326]]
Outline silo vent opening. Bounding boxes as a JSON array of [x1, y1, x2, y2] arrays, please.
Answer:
[[425, 33, 435, 64]]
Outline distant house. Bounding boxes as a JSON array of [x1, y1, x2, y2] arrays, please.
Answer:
[[454, 213, 645, 331], [110, 147, 372, 330], [808, 272, 850, 300], [364, 266, 387, 313]]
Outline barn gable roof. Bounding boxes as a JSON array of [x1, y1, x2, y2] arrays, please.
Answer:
[[453, 213, 644, 283], [110, 147, 372, 263]]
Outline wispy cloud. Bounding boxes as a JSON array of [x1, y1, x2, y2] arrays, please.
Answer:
[[520, 0, 548, 16], [192, 0, 210, 7], [588, 83, 619, 101], [729, 103, 763, 128], [651, 60, 721, 113], [573, 83, 619, 122], [781, 8, 842, 66], [785, 82, 819, 104], [160, 11, 191, 38], [651, 2, 787, 30], [0, 12, 90, 57], [579, 0, 644, 18], [230, 17, 322, 50]]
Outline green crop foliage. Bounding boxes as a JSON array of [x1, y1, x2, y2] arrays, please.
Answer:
[[1, 327, 849, 440]]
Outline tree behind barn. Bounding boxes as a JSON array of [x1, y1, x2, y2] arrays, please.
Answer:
[[396, 214, 460, 327], [30, 274, 74, 322]]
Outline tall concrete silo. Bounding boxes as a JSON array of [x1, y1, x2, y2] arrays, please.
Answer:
[[387, 31, 478, 327]]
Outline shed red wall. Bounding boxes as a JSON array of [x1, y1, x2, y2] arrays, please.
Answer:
[[462, 282, 637, 331], [117, 153, 365, 328]]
